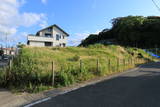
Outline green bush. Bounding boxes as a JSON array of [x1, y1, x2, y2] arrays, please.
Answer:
[[0, 71, 6, 86], [55, 69, 76, 87], [0, 50, 4, 56], [69, 55, 80, 61], [88, 44, 106, 49]]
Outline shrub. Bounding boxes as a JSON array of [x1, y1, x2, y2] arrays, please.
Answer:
[[69, 55, 80, 61], [0, 71, 6, 86], [88, 44, 106, 49], [55, 70, 75, 87], [138, 53, 144, 58], [52, 47, 61, 50], [0, 50, 4, 56]]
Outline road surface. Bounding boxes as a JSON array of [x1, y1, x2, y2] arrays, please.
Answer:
[[33, 62, 160, 107], [0, 60, 8, 68]]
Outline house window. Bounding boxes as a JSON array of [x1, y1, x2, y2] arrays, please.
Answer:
[[62, 35, 65, 39], [56, 34, 60, 40], [48, 28, 52, 32], [45, 33, 52, 37], [36, 32, 40, 36], [45, 42, 52, 46], [63, 43, 66, 47], [27, 41, 30, 45]]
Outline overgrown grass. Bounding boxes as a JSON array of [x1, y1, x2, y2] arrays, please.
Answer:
[[0, 44, 156, 93]]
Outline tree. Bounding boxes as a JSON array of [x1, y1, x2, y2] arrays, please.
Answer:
[[0, 50, 4, 56], [79, 15, 160, 48], [17, 42, 25, 48]]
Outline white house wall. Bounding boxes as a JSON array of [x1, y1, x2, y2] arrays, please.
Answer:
[[28, 25, 68, 47], [40, 29, 53, 37], [53, 26, 67, 46], [28, 36, 54, 42], [29, 41, 45, 47]]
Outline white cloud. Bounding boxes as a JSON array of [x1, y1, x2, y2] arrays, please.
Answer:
[[68, 30, 101, 46], [14, 32, 28, 42], [20, 13, 47, 27], [41, 0, 47, 4], [75, 32, 91, 40], [0, 32, 28, 47], [0, 0, 48, 44], [39, 17, 48, 28]]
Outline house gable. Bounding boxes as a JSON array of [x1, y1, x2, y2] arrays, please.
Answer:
[[36, 24, 69, 37], [27, 24, 69, 47]]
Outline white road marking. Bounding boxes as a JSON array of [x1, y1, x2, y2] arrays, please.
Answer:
[[24, 97, 51, 107]]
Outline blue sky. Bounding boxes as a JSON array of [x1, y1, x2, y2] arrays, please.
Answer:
[[0, 0, 160, 46]]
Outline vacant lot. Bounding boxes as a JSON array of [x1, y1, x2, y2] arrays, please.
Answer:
[[0, 44, 155, 93]]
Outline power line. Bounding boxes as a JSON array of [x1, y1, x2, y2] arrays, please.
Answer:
[[152, 0, 160, 12]]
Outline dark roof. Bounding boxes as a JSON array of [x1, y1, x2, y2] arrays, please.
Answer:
[[37, 24, 69, 36]]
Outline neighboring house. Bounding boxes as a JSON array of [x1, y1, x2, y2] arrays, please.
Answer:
[[27, 24, 69, 47], [3, 48, 16, 55]]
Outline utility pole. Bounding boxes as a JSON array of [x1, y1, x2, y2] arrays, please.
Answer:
[[5, 32, 10, 55], [155, 44, 158, 55], [0, 32, 3, 50], [0, 31, 10, 55], [5, 33, 8, 55], [152, 0, 160, 12]]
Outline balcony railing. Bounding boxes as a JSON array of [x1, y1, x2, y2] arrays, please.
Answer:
[[28, 35, 54, 42]]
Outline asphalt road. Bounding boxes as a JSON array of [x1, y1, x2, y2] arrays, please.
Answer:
[[0, 60, 8, 68], [33, 62, 160, 107]]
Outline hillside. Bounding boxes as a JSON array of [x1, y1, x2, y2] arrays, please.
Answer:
[[0, 44, 155, 92], [80, 16, 160, 48]]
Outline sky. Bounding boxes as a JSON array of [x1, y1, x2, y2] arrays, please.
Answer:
[[0, 0, 160, 47]]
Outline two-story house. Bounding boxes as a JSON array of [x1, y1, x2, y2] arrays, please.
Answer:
[[27, 24, 69, 47]]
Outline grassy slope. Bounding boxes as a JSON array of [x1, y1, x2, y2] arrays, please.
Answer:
[[0, 44, 155, 93], [21, 45, 152, 70]]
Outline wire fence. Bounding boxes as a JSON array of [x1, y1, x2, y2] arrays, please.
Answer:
[[4, 56, 151, 87]]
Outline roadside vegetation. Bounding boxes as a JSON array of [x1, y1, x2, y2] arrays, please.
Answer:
[[0, 44, 156, 93], [80, 16, 160, 49]]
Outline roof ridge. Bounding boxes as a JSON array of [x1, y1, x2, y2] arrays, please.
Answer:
[[36, 24, 69, 36]]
